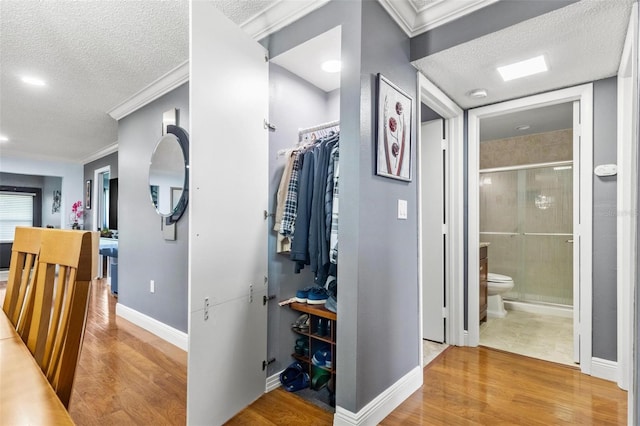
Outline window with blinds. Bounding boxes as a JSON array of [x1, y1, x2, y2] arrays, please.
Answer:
[[0, 192, 35, 242]]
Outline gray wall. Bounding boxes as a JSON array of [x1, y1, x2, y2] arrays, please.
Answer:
[[83, 151, 118, 231], [266, 63, 338, 375], [355, 0, 420, 409], [592, 77, 618, 360], [263, 0, 423, 414], [117, 82, 189, 332]]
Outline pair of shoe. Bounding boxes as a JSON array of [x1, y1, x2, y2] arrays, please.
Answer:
[[310, 367, 331, 391], [295, 286, 328, 305], [292, 314, 309, 332], [294, 337, 309, 356], [280, 362, 309, 392], [312, 348, 332, 369]]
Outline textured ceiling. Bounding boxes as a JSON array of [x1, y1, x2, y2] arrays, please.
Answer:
[[0, 0, 188, 163], [412, 0, 634, 109], [210, 0, 277, 26]]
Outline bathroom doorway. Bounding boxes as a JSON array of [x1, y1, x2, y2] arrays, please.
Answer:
[[477, 102, 574, 365], [468, 84, 594, 373]]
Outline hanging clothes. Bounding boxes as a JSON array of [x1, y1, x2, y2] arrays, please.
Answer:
[[274, 149, 296, 253]]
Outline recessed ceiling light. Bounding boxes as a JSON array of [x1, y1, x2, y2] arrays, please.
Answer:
[[321, 60, 341, 73], [0, 135, 8, 142], [468, 89, 487, 98], [497, 55, 548, 82], [515, 124, 531, 131], [21, 76, 46, 87]]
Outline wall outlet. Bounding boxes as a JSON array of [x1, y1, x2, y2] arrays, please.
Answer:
[[150, 280, 155, 293]]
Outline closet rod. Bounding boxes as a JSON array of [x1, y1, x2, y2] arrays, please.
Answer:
[[298, 119, 340, 136]]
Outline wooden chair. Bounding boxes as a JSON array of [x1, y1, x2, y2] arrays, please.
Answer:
[[23, 228, 97, 408], [2, 227, 42, 337]]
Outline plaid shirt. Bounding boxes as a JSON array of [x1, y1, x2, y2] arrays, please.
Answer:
[[280, 151, 301, 237]]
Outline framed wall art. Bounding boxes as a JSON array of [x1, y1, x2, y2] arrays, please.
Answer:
[[85, 180, 92, 210], [376, 73, 413, 181]]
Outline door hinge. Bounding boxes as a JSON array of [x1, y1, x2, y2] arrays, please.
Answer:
[[262, 357, 276, 371], [441, 139, 447, 150], [204, 297, 210, 321], [442, 224, 448, 235], [442, 307, 448, 318], [264, 119, 276, 132], [263, 294, 276, 305]]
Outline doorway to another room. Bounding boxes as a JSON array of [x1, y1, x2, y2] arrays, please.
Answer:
[[468, 84, 593, 373]]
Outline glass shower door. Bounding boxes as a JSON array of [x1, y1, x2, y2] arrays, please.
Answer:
[[479, 164, 573, 306]]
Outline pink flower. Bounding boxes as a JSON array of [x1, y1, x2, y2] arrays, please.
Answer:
[[71, 201, 83, 221]]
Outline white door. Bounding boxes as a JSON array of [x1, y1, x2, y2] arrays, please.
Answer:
[[189, 3, 269, 425], [421, 119, 446, 342]]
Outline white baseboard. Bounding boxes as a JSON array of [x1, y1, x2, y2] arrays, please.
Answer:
[[266, 370, 283, 392], [334, 365, 422, 426], [115, 303, 188, 351], [591, 357, 617, 382], [504, 300, 572, 318], [0, 270, 8, 281]]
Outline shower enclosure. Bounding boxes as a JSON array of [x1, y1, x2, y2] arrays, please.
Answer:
[[480, 162, 573, 306]]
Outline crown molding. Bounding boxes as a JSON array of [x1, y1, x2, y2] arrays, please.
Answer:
[[241, 0, 331, 41], [377, 0, 500, 38], [107, 60, 189, 121], [0, 148, 85, 165], [81, 141, 118, 165]]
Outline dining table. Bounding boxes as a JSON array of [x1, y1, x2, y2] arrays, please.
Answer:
[[0, 310, 74, 425]]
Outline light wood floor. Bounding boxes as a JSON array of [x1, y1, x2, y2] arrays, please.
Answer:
[[231, 347, 627, 425], [1, 280, 627, 425]]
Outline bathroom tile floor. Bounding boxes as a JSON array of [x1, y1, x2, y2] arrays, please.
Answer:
[[423, 340, 449, 366], [480, 310, 575, 366]]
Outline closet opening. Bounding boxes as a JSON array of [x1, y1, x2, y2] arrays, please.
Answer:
[[266, 25, 341, 412]]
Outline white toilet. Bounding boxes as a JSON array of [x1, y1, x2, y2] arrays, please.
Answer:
[[487, 273, 514, 318]]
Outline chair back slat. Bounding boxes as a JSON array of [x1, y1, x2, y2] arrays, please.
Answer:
[[2, 227, 41, 329], [14, 228, 97, 408]]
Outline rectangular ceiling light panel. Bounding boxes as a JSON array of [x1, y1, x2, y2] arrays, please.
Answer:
[[497, 55, 548, 82]]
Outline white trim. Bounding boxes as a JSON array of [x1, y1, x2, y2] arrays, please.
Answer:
[[617, 1, 638, 396], [377, 0, 499, 38], [92, 165, 110, 232], [265, 370, 283, 393], [333, 366, 422, 426], [417, 72, 465, 348], [81, 142, 118, 165], [468, 84, 594, 377], [116, 303, 188, 351], [591, 357, 618, 383], [241, 0, 330, 41], [107, 60, 189, 121], [503, 300, 572, 319]]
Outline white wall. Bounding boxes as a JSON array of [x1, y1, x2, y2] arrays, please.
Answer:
[[0, 155, 83, 228]]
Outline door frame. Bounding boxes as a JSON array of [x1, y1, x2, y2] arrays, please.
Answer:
[[467, 84, 594, 375], [417, 72, 465, 363], [92, 165, 110, 231], [617, 1, 638, 418]]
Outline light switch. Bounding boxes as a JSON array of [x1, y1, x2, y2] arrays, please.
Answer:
[[398, 199, 408, 220]]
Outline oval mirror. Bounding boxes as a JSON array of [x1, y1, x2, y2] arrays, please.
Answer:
[[148, 125, 189, 223]]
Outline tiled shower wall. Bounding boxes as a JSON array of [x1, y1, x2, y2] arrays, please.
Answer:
[[480, 128, 572, 169]]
